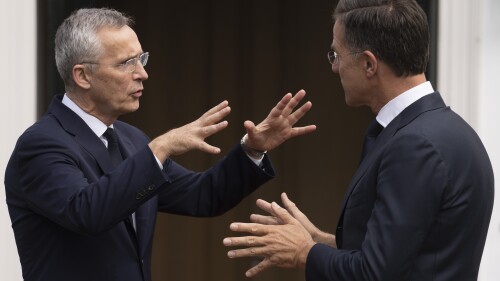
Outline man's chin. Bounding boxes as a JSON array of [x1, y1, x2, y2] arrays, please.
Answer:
[[121, 101, 140, 115]]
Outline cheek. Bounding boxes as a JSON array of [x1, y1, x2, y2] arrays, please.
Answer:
[[106, 77, 132, 97], [337, 66, 351, 86]]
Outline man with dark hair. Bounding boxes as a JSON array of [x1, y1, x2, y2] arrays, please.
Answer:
[[4, 7, 316, 281], [223, 0, 494, 280]]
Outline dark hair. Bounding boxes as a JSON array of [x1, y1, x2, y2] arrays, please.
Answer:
[[334, 0, 429, 77]]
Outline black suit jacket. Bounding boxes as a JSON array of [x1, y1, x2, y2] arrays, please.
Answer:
[[306, 93, 494, 280], [5, 95, 275, 281]]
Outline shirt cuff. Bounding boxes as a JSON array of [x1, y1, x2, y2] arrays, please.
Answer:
[[246, 153, 264, 166], [154, 155, 163, 170]]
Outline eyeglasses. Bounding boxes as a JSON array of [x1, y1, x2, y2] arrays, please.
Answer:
[[82, 52, 149, 73], [327, 50, 360, 65]]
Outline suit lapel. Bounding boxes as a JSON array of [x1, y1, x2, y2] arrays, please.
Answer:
[[50, 96, 145, 255], [49, 96, 115, 174], [336, 92, 447, 225]]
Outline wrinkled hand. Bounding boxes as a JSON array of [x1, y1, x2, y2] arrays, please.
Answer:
[[149, 100, 231, 162], [251, 192, 336, 248], [244, 90, 316, 152], [223, 202, 315, 278]]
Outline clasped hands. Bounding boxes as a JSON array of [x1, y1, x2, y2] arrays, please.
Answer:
[[148, 90, 316, 163], [223, 192, 337, 278]]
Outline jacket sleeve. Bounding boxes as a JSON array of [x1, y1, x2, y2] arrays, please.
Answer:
[[156, 144, 275, 217]]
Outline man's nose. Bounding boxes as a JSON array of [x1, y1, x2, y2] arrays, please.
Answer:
[[133, 62, 148, 80]]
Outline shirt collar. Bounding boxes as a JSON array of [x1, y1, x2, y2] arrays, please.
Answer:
[[62, 94, 111, 138], [376, 81, 434, 127]]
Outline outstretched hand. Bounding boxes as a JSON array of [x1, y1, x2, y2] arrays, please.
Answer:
[[223, 201, 315, 278], [243, 90, 316, 152], [251, 193, 336, 247], [148, 100, 231, 162]]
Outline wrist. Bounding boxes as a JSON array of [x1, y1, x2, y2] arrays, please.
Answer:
[[298, 241, 316, 269], [240, 134, 266, 159], [149, 137, 169, 163], [316, 231, 336, 248]]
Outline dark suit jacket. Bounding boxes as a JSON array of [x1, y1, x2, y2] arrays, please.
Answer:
[[306, 93, 494, 281], [5, 95, 275, 281]]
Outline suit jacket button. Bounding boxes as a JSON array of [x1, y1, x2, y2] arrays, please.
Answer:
[[147, 184, 155, 191]]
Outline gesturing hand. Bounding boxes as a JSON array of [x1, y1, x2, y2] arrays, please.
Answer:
[[223, 202, 315, 278], [149, 100, 231, 162], [243, 90, 316, 152], [251, 193, 337, 248]]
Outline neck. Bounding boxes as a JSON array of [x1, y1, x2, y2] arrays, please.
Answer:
[[66, 91, 116, 126], [371, 72, 427, 114]]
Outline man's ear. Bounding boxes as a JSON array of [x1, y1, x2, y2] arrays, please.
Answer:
[[362, 50, 378, 77], [72, 64, 92, 90]]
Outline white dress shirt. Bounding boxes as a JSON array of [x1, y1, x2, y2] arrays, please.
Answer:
[[376, 81, 435, 128]]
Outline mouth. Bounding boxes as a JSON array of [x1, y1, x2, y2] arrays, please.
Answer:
[[131, 89, 143, 98]]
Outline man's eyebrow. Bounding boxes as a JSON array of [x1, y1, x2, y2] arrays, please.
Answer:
[[120, 52, 142, 62]]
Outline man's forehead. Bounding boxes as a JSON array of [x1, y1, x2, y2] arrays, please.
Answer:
[[97, 26, 142, 57]]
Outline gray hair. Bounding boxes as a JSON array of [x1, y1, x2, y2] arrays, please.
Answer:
[[54, 8, 134, 91]]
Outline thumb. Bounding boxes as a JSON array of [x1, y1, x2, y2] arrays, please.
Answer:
[[243, 120, 256, 133], [271, 202, 294, 224]]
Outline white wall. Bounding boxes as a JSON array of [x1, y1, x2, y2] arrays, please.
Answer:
[[477, 0, 500, 279], [439, 1, 500, 280], [0, 0, 36, 280]]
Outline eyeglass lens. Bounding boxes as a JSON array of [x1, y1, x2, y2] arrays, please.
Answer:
[[125, 52, 149, 72]]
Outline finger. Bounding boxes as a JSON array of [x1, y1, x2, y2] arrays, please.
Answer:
[[287, 125, 317, 139], [243, 120, 256, 132], [281, 193, 308, 221], [227, 246, 268, 259], [222, 235, 264, 247], [245, 258, 273, 278], [250, 214, 280, 225], [281, 192, 294, 207], [229, 222, 269, 235], [267, 93, 293, 118], [202, 105, 231, 125], [281, 89, 307, 117], [281, 193, 316, 231], [255, 198, 273, 214], [270, 202, 295, 224], [197, 143, 221, 154], [287, 100, 313, 126], [281, 192, 300, 215], [195, 121, 228, 154], [200, 120, 229, 138], [200, 100, 229, 118]]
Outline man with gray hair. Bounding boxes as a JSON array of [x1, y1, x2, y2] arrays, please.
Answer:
[[5, 8, 316, 281]]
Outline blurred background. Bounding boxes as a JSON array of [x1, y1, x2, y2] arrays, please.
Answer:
[[1, 0, 498, 280]]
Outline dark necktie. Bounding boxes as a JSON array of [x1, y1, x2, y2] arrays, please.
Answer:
[[337, 119, 384, 248], [103, 128, 123, 167], [359, 119, 383, 163], [103, 128, 136, 231]]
